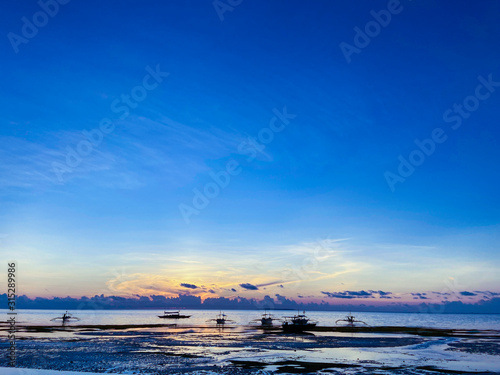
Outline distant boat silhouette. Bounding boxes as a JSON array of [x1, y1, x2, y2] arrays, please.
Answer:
[[50, 311, 80, 323], [158, 310, 191, 319], [282, 310, 318, 331], [251, 311, 281, 326], [336, 313, 367, 326], [206, 311, 234, 325]]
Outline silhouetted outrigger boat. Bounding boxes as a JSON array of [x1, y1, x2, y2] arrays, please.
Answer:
[[207, 312, 234, 325], [335, 313, 367, 326], [158, 310, 191, 319], [282, 311, 318, 331], [251, 311, 281, 326], [50, 311, 80, 323]]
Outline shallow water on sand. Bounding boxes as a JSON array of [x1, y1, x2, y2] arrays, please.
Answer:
[[3, 324, 500, 374], [2, 310, 500, 374]]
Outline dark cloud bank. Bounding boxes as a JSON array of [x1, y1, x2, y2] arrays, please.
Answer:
[[321, 290, 393, 299], [2, 293, 500, 313]]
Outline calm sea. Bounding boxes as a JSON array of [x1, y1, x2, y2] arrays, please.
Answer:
[[3, 309, 500, 330]]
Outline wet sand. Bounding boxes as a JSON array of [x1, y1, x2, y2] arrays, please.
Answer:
[[1, 323, 500, 374]]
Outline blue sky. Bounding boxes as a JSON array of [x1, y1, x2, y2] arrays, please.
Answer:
[[1, 0, 499, 305]]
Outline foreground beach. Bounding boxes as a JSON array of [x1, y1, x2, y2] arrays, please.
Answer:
[[2, 321, 500, 374]]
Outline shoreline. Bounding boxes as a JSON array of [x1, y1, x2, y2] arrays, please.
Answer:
[[3, 308, 500, 314], [2, 323, 500, 338]]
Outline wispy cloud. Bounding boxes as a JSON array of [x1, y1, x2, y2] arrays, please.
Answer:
[[0, 114, 246, 190]]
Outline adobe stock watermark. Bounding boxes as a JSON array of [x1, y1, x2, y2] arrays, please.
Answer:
[[8, 0, 71, 54], [339, 0, 406, 64], [178, 106, 296, 224], [385, 73, 499, 192], [213, 0, 242, 21], [51, 64, 169, 183]]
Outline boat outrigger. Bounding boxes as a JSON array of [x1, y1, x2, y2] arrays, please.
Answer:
[[251, 311, 281, 326], [282, 311, 318, 331], [50, 311, 80, 323], [158, 310, 191, 319], [207, 312, 234, 325], [335, 313, 367, 326]]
